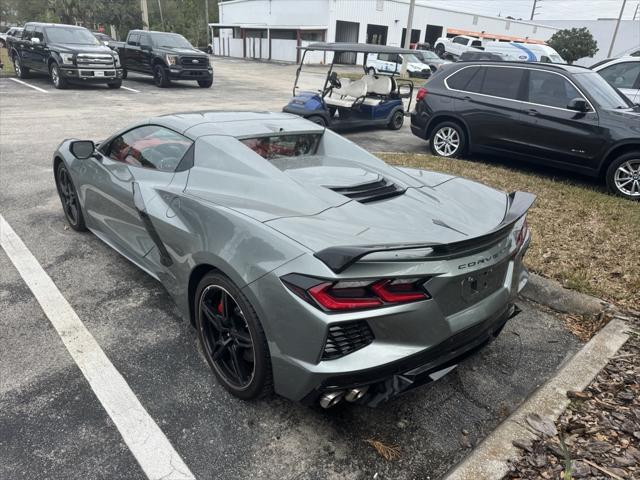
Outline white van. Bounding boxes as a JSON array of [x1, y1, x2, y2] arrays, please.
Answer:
[[482, 42, 565, 63]]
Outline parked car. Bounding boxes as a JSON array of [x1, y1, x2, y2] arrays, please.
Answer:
[[411, 62, 640, 200], [0, 27, 23, 48], [110, 29, 213, 88], [459, 51, 505, 62], [366, 52, 432, 78], [412, 50, 451, 71], [53, 110, 534, 407], [93, 31, 114, 45], [8, 22, 122, 89], [433, 35, 483, 59], [590, 57, 640, 104]]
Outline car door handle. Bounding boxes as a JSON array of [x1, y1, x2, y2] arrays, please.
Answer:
[[527, 109, 539, 116]]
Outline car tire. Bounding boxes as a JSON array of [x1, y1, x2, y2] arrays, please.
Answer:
[[605, 152, 640, 201], [55, 162, 87, 231], [107, 79, 122, 89], [307, 115, 327, 127], [366, 67, 376, 75], [153, 64, 170, 88], [197, 79, 213, 88], [435, 44, 445, 57], [195, 272, 273, 400], [121, 68, 128, 80], [388, 110, 404, 130], [429, 121, 467, 158], [50, 62, 68, 89], [13, 56, 29, 78]]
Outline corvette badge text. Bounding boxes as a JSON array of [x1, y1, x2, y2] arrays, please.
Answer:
[[457, 244, 510, 270]]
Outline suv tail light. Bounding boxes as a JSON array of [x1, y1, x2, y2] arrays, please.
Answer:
[[281, 274, 430, 312], [515, 218, 529, 250], [416, 87, 427, 102]]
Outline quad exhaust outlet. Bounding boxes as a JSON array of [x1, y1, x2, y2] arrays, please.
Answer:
[[319, 386, 369, 408]]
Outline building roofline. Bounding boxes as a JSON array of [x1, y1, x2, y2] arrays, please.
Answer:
[[208, 23, 327, 30]]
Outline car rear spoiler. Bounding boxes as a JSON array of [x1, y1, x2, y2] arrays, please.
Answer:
[[314, 191, 536, 273]]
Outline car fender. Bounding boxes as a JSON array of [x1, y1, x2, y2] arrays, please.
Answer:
[[425, 113, 473, 144], [598, 139, 640, 173]]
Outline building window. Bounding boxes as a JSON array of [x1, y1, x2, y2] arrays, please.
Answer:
[[376, 0, 384, 11]]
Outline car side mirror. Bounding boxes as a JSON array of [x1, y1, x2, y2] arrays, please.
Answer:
[[70, 140, 96, 160], [567, 98, 589, 112], [31, 37, 40, 44]]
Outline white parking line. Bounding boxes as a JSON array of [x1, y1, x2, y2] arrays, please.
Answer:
[[121, 85, 141, 93], [0, 215, 195, 480], [9, 77, 49, 93]]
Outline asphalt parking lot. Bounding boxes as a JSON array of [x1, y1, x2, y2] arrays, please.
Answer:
[[1, 56, 583, 480]]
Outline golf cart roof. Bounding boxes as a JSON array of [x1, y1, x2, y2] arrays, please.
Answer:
[[302, 42, 416, 54]]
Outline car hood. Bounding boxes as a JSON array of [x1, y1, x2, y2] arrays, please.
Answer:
[[264, 167, 510, 252], [49, 42, 115, 55]]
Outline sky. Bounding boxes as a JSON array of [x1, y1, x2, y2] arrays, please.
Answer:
[[422, 0, 640, 21]]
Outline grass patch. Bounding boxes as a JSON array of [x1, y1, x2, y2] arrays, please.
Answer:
[[0, 48, 14, 77], [380, 153, 640, 311]]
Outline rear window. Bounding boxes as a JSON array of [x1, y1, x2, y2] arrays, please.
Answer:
[[240, 134, 321, 160]]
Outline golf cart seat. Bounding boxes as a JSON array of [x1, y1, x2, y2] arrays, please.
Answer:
[[362, 75, 393, 106], [325, 79, 368, 108], [331, 77, 352, 96]]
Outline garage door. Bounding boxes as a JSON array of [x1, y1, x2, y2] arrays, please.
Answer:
[[335, 20, 359, 64]]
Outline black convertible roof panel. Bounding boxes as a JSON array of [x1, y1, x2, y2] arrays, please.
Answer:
[[301, 42, 416, 54]]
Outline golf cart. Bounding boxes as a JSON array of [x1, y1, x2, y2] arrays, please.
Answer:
[[283, 42, 415, 130]]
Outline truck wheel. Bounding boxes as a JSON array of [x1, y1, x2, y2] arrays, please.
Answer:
[[107, 79, 122, 89], [50, 62, 68, 89], [13, 56, 29, 78], [121, 68, 127, 79], [435, 44, 445, 57], [153, 64, 170, 88], [198, 79, 213, 88]]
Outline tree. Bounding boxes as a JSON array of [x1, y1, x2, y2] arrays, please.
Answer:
[[547, 27, 598, 64]]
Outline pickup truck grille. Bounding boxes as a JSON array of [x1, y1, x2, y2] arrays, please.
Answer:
[[77, 54, 114, 68], [180, 56, 208, 68]]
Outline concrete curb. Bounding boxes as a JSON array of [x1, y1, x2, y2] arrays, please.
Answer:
[[443, 318, 630, 480], [520, 272, 609, 317]]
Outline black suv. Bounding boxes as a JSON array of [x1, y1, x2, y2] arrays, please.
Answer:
[[411, 62, 640, 200], [9, 22, 122, 89]]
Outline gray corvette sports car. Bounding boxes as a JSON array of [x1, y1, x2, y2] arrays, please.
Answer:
[[54, 111, 534, 408]]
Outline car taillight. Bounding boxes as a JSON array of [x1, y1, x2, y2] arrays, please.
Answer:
[[416, 87, 427, 102], [515, 218, 529, 250], [281, 274, 430, 312]]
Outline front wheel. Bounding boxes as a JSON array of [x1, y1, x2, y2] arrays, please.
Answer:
[[107, 79, 122, 89], [435, 44, 445, 57], [195, 272, 273, 400], [606, 153, 640, 200], [388, 110, 404, 130], [55, 162, 87, 231], [198, 79, 213, 88], [50, 62, 68, 89], [13, 56, 29, 78], [153, 64, 170, 88], [429, 121, 467, 158]]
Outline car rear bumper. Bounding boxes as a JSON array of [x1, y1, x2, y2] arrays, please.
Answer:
[[60, 67, 123, 82]]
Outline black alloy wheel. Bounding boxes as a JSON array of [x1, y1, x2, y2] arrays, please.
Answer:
[[195, 273, 272, 399], [55, 163, 86, 231], [153, 64, 170, 88]]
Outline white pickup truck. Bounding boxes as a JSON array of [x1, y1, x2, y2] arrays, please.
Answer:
[[433, 35, 483, 59]]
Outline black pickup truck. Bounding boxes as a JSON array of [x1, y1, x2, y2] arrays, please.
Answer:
[[8, 22, 122, 89], [110, 30, 213, 88]]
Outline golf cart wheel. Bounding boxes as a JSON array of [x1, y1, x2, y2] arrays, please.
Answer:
[[606, 152, 640, 200], [307, 115, 327, 127], [198, 79, 213, 88], [429, 121, 467, 158], [388, 110, 404, 130], [13, 56, 29, 78], [50, 62, 68, 89], [55, 162, 87, 231], [107, 79, 122, 89], [435, 44, 445, 57], [153, 64, 170, 88], [366, 67, 376, 75], [195, 272, 273, 400]]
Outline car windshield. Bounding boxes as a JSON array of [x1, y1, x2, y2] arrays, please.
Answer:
[[575, 71, 632, 109], [45, 27, 100, 45], [152, 33, 192, 49], [241, 134, 321, 161], [405, 54, 424, 64], [415, 51, 439, 61]]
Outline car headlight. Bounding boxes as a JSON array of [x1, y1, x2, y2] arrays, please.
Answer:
[[60, 53, 75, 65], [166, 54, 178, 66], [112, 52, 120, 67]]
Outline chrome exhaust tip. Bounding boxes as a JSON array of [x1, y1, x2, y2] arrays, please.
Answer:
[[344, 386, 369, 402], [319, 390, 345, 409]]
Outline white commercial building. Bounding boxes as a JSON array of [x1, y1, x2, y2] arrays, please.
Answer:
[[210, 0, 559, 64]]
